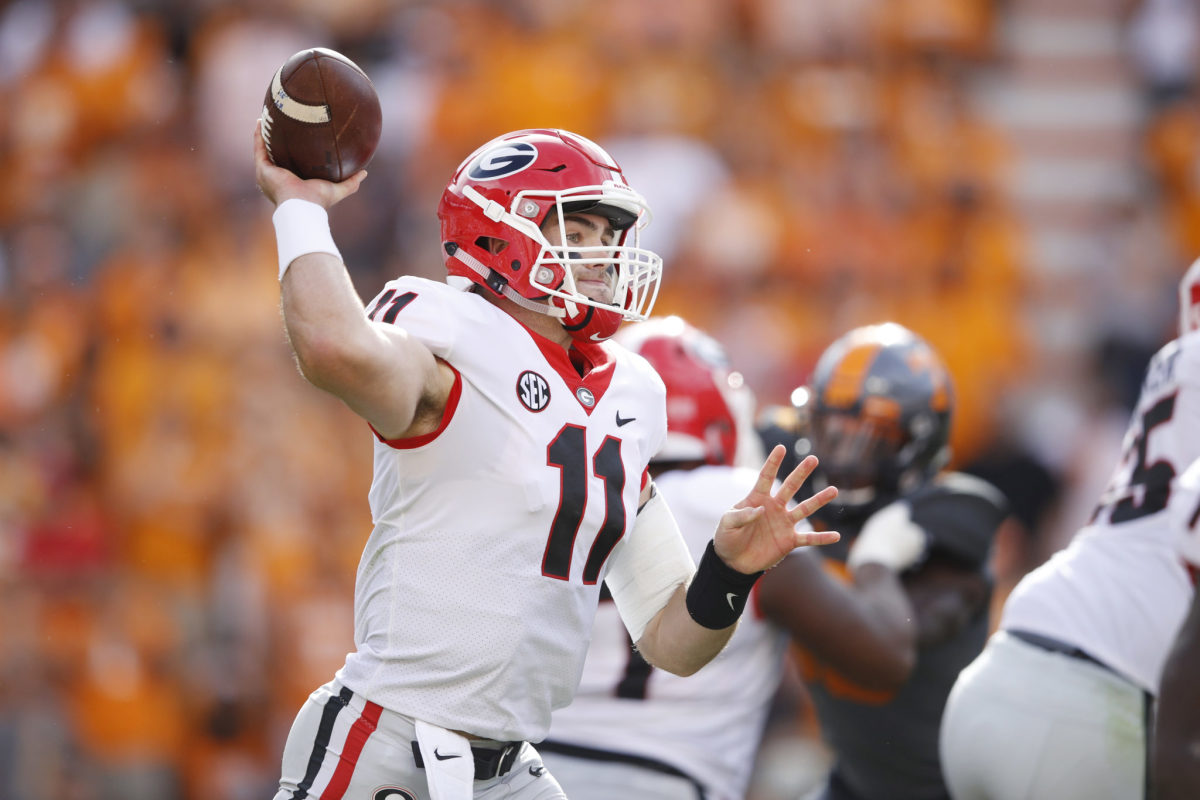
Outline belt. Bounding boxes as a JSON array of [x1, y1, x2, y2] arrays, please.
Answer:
[[1007, 629, 1112, 672], [411, 739, 522, 781]]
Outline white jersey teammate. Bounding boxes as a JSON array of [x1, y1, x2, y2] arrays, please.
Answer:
[[940, 261, 1200, 800], [253, 125, 839, 800], [1154, 454, 1200, 799], [540, 317, 789, 799], [540, 317, 917, 800], [1153, 261, 1200, 799], [544, 464, 789, 799]]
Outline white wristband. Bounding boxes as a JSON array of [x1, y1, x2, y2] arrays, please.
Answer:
[[272, 198, 342, 281], [847, 500, 928, 572]]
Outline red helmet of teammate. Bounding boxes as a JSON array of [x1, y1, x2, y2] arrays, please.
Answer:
[[1180, 256, 1200, 337], [617, 316, 756, 467], [438, 129, 662, 342]]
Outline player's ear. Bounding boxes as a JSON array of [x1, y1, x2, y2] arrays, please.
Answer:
[[475, 236, 508, 255]]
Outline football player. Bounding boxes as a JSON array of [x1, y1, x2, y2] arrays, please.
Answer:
[[774, 323, 1008, 800], [940, 259, 1200, 800], [1152, 258, 1200, 800], [1154, 454, 1200, 800], [252, 124, 839, 800], [541, 318, 992, 800]]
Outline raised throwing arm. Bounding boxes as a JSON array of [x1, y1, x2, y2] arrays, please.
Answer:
[[253, 121, 453, 439]]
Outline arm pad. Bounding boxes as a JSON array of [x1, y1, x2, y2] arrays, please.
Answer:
[[605, 488, 696, 642]]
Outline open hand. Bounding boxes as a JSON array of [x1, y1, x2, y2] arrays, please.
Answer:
[[713, 447, 840, 574], [253, 119, 367, 209]]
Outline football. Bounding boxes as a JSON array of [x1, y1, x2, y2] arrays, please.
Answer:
[[260, 48, 382, 182]]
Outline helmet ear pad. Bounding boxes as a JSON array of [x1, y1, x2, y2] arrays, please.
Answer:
[[439, 186, 558, 300]]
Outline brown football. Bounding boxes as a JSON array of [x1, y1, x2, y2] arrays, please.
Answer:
[[260, 48, 382, 182]]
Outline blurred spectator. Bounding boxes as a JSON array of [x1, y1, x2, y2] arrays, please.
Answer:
[[1126, 0, 1199, 111]]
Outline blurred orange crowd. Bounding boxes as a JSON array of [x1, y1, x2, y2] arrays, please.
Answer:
[[0, 1, 1195, 798]]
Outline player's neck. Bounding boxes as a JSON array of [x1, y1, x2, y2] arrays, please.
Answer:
[[479, 289, 572, 350]]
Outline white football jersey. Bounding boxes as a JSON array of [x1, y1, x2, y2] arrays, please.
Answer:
[[546, 465, 791, 800], [1001, 331, 1200, 693], [1172, 457, 1200, 568], [336, 276, 667, 743]]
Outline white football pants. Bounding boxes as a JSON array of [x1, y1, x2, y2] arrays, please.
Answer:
[[939, 631, 1148, 800], [272, 679, 567, 800]]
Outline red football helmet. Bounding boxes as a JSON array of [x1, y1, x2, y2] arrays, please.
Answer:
[[616, 316, 756, 467], [438, 129, 663, 341], [1181, 256, 1200, 336]]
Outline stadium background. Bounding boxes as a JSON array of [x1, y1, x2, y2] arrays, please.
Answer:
[[0, 0, 1194, 797]]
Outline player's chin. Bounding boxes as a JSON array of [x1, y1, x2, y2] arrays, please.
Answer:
[[576, 285, 614, 304]]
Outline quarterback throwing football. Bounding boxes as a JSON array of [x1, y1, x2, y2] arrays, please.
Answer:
[[252, 123, 839, 800]]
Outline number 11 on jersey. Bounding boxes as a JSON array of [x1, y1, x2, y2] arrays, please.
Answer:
[[543, 424, 627, 584]]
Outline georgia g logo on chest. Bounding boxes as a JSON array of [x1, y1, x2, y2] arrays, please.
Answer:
[[517, 370, 551, 412]]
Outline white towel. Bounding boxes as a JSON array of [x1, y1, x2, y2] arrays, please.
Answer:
[[414, 720, 475, 800]]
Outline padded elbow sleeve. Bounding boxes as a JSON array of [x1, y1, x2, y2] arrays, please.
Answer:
[[605, 488, 695, 643]]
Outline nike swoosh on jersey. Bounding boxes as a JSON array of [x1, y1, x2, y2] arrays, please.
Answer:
[[615, 411, 636, 427], [726, 592, 738, 610], [434, 749, 462, 761]]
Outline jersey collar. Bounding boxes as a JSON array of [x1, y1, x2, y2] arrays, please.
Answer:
[[521, 324, 616, 414]]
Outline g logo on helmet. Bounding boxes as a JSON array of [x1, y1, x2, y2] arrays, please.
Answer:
[[469, 142, 538, 180]]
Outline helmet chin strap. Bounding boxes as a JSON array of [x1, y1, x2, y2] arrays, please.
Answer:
[[448, 245, 564, 318]]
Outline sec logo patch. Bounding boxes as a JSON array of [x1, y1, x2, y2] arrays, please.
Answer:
[[517, 370, 551, 412]]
